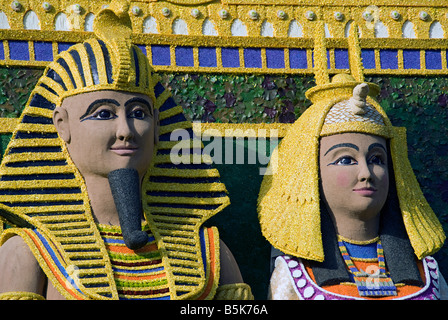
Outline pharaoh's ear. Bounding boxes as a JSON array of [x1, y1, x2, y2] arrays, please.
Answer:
[[53, 107, 71, 143], [154, 108, 159, 145]]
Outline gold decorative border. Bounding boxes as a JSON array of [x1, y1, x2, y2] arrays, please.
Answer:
[[1, 1, 448, 74], [2, 0, 448, 38], [1, 32, 448, 75], [221, 0, 448, 6], [194, 122, 290, 138]]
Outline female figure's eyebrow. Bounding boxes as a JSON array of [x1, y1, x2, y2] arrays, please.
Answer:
[[79, 98, 120, 120], [324, 143, 359, 156], [124, 97, 153, 115], [368, 143, 387, 152]]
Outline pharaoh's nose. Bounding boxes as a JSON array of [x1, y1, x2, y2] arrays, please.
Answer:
[[116, 117, 134, 141]]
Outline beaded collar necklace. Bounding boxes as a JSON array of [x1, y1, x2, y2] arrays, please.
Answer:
[[337, 235, 397, 297]]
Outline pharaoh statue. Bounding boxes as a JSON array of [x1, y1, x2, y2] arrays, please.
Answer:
[[258, 24, 448, 300], [0, 0, 252, 300]]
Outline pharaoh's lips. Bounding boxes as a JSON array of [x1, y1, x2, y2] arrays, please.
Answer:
[[110, 145, 138, 156]]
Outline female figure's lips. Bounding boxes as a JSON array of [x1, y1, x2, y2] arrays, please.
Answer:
[[353, 187, 377, 196]]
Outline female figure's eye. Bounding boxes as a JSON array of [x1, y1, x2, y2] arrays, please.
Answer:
[[369, 155, 385, 165], [329, 156, 357, 166]]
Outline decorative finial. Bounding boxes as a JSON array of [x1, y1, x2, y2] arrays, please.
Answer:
[[93, 0, 133, 86], [93, 0, 132, 41], [349, 83, 369, 115]]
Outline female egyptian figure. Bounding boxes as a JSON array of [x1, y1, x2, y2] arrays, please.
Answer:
[[0, 0, 252, 300], [258, 25, 447, 300]]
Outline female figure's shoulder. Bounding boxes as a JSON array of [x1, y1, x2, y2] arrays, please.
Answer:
[[268, 257, 299, 300]]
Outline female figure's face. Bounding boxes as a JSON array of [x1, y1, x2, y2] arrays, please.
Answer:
[[53, 90, 157, 180], [319, 133, 389, 223]]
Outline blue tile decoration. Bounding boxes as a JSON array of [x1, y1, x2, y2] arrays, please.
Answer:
[[198, 47, 217, 67], [137, 44, 147, 56], [34, 41, 53, 62], [361, 49, 375, 69], [9, 41, 30, 61], [266, 48, 285, 69], [221, 47, 240, 68], [57, 42, 75, 53], [334, 49, 349, 69], [380, 49, 398, 70], [426, 50, 442, 70], [2, 38, 447, 76], [403, 50, 421, 69], [289, 49, 307, 69], [0, 42, 4, 60], [175, 46, 194, 67], [244, 48, 262, 68], [151, 45, 170, 66]]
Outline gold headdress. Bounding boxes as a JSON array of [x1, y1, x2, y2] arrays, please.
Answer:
[[0, 0, 229, 300], [258, 22, 445, 262], [31, 1, 155, 106]]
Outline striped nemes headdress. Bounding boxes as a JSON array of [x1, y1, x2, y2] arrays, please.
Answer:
[[36, 1, 155, 105], [258, 22, 445, 263], [0, 0, 229, 300]]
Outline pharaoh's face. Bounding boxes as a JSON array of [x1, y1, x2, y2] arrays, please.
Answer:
[[54, 90, 157, 179], [319, 133, 389, 221]]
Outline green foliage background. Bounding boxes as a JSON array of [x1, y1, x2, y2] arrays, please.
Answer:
[[1, 66, 448, 299]]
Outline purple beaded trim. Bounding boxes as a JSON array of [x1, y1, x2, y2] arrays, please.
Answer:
[[279, 255, 440, 300]]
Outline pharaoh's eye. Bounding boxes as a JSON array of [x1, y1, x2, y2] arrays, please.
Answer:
[[129, 108, 148, 120], [80, 108, 118, 122], [93, 109, 116, 120], [130, 110, 145, 119]]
